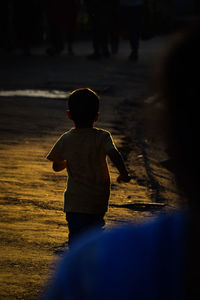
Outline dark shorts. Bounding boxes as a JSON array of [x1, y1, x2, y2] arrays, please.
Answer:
[[66, 212, 105, 245]]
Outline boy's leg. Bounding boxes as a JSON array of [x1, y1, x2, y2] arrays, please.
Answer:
[[66, 212, 105, 245]]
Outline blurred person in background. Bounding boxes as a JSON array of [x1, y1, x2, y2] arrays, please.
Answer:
[[85, 0, 119, 59], [120, 0, 144, 61], [46, 0, 80, 56]]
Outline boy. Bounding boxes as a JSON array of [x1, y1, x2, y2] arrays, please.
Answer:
[[47, 88, 130, 245]]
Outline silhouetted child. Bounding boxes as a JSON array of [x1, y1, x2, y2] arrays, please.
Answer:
[[47, 88, 130, 245]]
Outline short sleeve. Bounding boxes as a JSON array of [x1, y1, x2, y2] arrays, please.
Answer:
[[103, 131, 117, 154], [46, 135, 65, 161]]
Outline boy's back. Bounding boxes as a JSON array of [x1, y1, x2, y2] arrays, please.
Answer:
[[47, 88, 130, 245], [47, 127, 117, 214]]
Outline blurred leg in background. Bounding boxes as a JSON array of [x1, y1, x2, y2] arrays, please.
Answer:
[[120, 1, 144, 61], [85, 0, 110, 59], [46, 0, 80, 56]]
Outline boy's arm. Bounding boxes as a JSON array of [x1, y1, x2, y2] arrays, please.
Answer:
[[107, 148, 131, 182], [46, 135, 67, 172]]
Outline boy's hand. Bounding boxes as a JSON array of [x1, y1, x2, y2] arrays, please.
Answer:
[[108, 149, 131, 183], [53, 160, 67, 172], [117, 174, 131, 183]]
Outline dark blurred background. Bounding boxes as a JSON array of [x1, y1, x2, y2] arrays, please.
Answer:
[[0, 0, 199, 56]]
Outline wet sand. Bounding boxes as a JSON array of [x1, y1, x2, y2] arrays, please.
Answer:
[[0, 38, 179, 299]]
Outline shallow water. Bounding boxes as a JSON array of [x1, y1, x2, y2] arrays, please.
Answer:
[[0, 89, 68, 99]]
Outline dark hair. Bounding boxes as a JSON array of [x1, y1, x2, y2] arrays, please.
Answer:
[[155, 25, 200, 205], [68, 88, 100, 123]]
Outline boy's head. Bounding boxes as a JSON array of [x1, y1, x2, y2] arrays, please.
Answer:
[[67, 88, 100, 126]]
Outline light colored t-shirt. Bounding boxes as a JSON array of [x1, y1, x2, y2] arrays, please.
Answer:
[[47, 128, 117, 214]]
